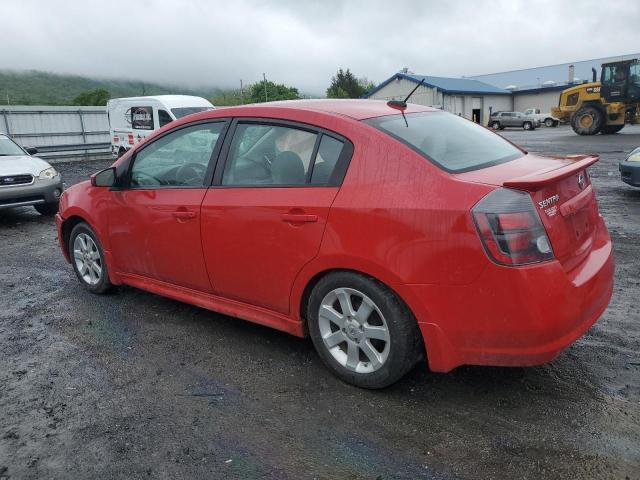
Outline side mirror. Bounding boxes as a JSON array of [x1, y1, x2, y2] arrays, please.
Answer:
[[91, 167, 116, 187], [26, 147, 38, 155]]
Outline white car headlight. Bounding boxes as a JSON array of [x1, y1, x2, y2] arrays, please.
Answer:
[[39, 167, 58, 180]]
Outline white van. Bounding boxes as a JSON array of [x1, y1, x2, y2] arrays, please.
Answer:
[[107, 95, 214, 157]]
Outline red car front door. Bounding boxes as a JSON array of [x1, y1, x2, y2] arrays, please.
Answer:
[[108, 121, 227, 292], [200, 120, 351, 314]]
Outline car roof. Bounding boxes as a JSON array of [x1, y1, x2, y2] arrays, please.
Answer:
[[212, 99, 438, 121]]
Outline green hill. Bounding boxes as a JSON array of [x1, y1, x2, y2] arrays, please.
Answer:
[[0, 70, 220, 106]]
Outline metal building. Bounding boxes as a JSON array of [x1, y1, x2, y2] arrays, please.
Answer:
[[364, 73, 512, 125], [467, 52, 640, 114]]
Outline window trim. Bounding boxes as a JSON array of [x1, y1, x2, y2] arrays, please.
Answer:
[[122, 119, 231, 190], [211, 117, 354, 189]]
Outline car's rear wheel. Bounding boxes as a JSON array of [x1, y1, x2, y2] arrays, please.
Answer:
[[307, 271, 422, 389], [34, 202, 59, 216], [491, 121, 501, 130], [69, 222, 112, 294], [544, 118, 556, 127]]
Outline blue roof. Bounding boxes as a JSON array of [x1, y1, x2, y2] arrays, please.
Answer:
[[364, 73, 511, 98], [466, 52, 640, 91]]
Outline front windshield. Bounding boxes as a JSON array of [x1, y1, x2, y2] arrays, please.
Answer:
[[365, 111, 523, 173], [0, 135, 26, 156], [171, 107, 214, 119]]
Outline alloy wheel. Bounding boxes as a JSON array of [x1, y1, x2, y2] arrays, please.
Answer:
[[318, 288, 391, 374], [73, 233, 102, 285]]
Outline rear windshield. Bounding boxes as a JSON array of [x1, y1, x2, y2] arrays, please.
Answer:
[[365, 111, 523, 173], [171, 107, 214, 119]]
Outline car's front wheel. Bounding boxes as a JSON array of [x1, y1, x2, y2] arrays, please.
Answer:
[[523, 121, 533, 130], [68, 222, 112, 294], [491, 121, 501, 130], [307, 271, 422, 389]]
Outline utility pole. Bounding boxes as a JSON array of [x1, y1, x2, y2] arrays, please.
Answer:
[[263, 73, 268, 102], [240, 79, 244, 105]]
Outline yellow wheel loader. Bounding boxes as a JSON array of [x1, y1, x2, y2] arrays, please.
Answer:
[[552, 59, 640, 135]]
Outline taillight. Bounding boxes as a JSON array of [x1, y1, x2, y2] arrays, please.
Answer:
[[472, 188, 554, 266]]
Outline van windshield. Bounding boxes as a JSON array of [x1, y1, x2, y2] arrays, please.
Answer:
[[171, 107, 214, 119], [365, 111, 523, 173]]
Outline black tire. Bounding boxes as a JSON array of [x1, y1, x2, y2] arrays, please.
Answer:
[[491, 121, 501, 130], [523, 121, 533, 130], [68, 222, 112, 294], [544, 118, 555, 127], [34, 202, 59, 216], [307, 271, 423, 389], [601, 124, 624, 134], [571, 105, 604, 135], [117, 147, 126, 158]]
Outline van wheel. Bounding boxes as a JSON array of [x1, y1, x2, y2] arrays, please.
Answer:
[[68, 223, 112, 294], [307, 271, 423, 389]]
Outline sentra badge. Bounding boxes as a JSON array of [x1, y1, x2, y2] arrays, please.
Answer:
[[538, 194, 559, 209]]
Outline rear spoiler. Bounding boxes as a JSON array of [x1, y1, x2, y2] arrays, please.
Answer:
[[503, 154, 599, 190]]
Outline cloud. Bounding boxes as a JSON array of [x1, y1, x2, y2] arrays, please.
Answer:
[[3, 0, 638, 95]]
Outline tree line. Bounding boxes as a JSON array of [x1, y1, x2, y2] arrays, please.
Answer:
[[69, 68, 375, 107]]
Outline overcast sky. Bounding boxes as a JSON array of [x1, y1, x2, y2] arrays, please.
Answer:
[[3, 0, 639, 95]]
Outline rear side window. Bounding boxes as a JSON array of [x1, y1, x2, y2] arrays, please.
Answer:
[[365, 111, 523, 173], [311, 136, 344, 184]]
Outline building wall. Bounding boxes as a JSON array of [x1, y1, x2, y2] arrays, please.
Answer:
[[475, 95, 513, 124], [367, 77, 441, 106], [368, 78, 513, 124], [513, 90, 562, 114]]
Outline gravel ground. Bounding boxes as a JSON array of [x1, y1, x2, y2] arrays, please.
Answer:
[[0, 125, 639, 480]]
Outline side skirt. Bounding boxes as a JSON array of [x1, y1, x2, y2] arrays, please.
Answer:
[[117, 272, 305, 337]]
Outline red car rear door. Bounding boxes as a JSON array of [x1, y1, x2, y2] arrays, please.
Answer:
[[108, 120, 228, 292], [200, 119, 352, 314]]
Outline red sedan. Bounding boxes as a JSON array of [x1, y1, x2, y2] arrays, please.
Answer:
[[55, 100, 614, 388]]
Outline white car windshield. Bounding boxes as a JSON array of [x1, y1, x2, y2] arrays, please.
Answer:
[[0, 136, 26, 156]]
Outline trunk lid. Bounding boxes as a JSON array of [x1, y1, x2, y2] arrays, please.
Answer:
[[458, 153, 600, 271]]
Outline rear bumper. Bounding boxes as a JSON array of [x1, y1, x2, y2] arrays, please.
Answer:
[[399, 217, 614, 372], [0, 176, 64, 209], [619, 161, 640, 187]]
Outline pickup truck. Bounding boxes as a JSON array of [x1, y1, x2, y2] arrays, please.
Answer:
[[523, 108, 560, 127]]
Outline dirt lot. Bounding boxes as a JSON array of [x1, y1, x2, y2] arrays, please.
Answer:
[[1, 125, 639, 479]]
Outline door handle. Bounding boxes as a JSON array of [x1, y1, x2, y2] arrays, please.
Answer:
[[172, 211, 197, 220], [281, 213, 318, 224]]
